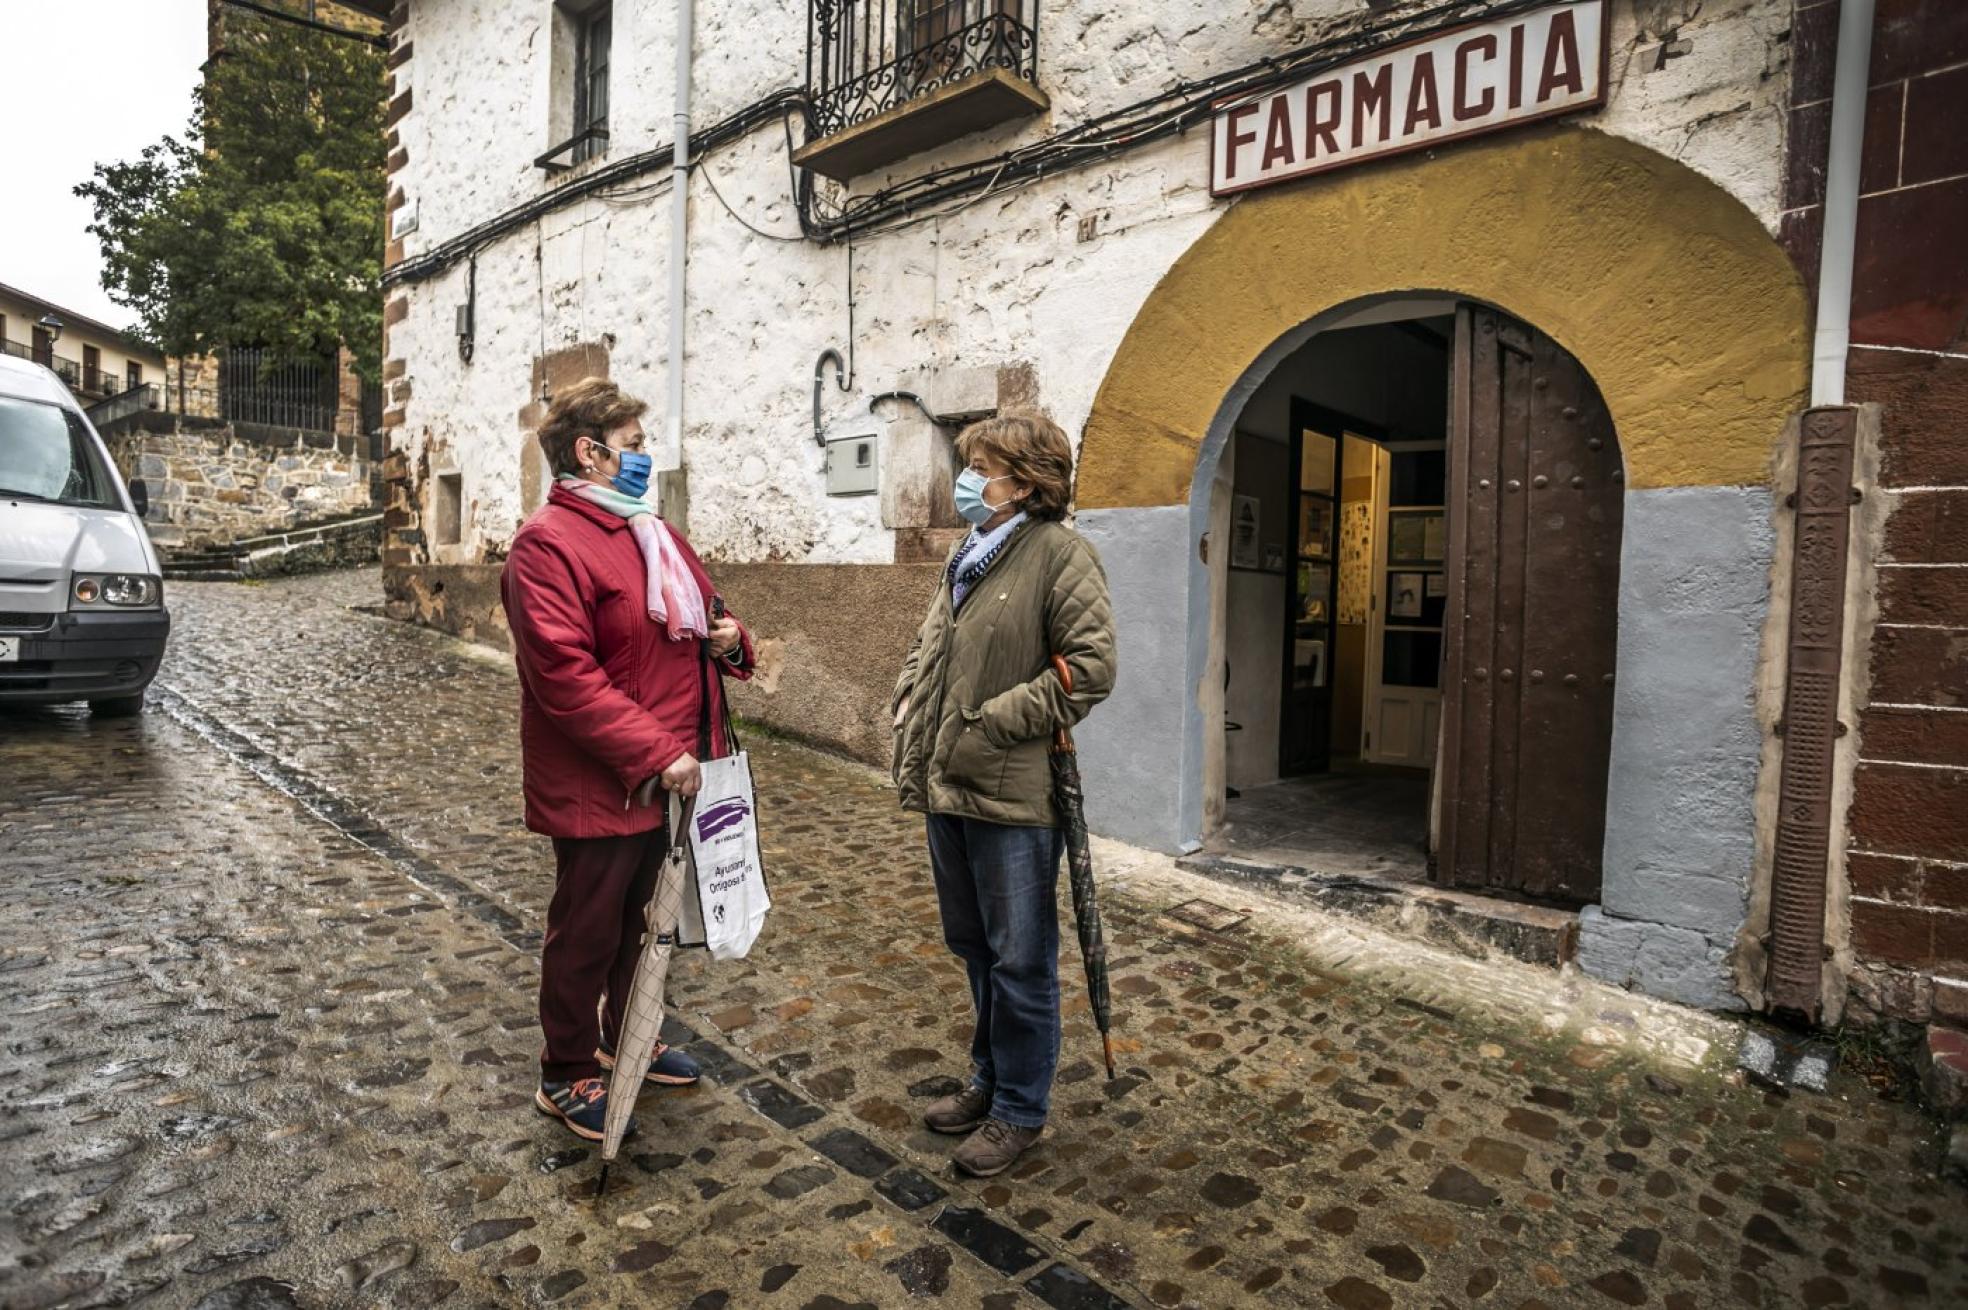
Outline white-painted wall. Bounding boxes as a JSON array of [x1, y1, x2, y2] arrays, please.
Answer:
[[0, 289, 163, 394], [387, 0, 1795, 565]]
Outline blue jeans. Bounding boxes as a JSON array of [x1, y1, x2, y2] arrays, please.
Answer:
[[926, 813, 1063, 1129]]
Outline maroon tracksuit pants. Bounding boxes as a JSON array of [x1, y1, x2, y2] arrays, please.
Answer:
[[539, 826, 665, 1082]]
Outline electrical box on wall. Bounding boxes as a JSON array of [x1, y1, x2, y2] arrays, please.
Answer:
[[825, 433, 879, 496]]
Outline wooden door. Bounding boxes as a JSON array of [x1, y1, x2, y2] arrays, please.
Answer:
[[1437, 306, 1623, 902]]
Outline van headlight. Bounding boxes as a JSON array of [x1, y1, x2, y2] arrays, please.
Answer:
[[72, 573, 161, 609]]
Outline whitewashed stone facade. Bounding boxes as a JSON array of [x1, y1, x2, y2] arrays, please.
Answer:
[[382, 0, 1835, 1015], [382, 0, 1794, 569]]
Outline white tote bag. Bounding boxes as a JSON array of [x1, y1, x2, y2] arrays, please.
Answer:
[[682, 750, 770, 960]]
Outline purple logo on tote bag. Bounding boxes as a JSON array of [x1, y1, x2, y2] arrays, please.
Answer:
[[696, 797, 751, 841]]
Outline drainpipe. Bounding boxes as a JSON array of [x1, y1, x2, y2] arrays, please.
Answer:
[[1810, 0, 1874, 406], [1767, 0, 1874, 1020], [662, 0, 695, 471]]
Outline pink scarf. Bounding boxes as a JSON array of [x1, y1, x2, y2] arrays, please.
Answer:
[[557, 477, 708, 641]]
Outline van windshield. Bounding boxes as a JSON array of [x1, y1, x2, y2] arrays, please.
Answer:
[[0, 396, 116, 509]]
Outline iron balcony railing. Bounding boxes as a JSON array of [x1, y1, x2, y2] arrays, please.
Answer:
[[3, 338, 145, 399], [807, 0, 1039, 141], [87, 378, 383, 439]]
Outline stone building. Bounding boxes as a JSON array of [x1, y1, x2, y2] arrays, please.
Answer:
[[79, 0, 398, 565], [374, 1, 1966, 1029]]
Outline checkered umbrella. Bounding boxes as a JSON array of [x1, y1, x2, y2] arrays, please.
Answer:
[[596, 795, 694, 1191]]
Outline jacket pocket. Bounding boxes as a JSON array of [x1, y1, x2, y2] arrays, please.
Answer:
[[1000, 735, 1049, 811], [890, 716, 910, 792], [941, 706, 1007, 796]]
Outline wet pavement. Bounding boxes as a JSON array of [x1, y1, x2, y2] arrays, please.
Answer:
[[1, 567, 1963, 1310]]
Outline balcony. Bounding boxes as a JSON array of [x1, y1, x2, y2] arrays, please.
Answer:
[[85, 374, 384, 442], [2, 339, 141, 401], [796, 0, 1047, 182]]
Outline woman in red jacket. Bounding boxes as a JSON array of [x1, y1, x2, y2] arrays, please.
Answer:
[[500, 377, 753, 1142]]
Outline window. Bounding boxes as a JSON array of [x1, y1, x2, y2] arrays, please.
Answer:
[[906, 1, 1015, 58], [127, 360, 143, 391], [434, 472, 463, 545], [83, 345, 102, 391], [31, 326, 53, 367], [0, 397, 114, 508], [538, 1, 612, 172], [574, 5, 610, 164]]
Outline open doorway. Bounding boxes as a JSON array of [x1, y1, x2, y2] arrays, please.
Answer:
[[1210, 300, 1623, 907]]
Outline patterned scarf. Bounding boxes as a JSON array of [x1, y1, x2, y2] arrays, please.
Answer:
[[556, 476, 708, 640], [949, 512, 1026, 610]]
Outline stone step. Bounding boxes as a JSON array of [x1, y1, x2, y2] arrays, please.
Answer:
[[1174, 852, 1579, 969], [164, 568, 246, 583]]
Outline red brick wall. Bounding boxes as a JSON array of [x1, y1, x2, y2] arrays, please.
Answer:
[[1785, 0, 1968, 1020]]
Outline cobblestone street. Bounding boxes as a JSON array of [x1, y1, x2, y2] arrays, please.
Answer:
[[2, 568, 1963, 1310]]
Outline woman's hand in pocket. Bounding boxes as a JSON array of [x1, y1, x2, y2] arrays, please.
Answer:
[[892, 696, 909, 730]]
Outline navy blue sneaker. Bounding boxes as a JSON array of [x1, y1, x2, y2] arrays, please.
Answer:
[[596, 1038, 702, 1087], [535, 1077, 634, 1142]]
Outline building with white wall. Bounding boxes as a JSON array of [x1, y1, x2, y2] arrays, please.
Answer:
[[375, 0, 1968, 1029], [0, 282, 163, 406]]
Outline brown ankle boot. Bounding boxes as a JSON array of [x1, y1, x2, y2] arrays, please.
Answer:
[[951, 1118, 1042, 1177], [923, 1083, 992, 1135]]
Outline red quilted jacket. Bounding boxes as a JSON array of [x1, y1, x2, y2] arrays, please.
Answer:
[[500, 483, 752, 838]]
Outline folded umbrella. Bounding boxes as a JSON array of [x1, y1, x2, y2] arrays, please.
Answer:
[[1050, 655, 1115, 1081], [596, 794, 694, 1196]]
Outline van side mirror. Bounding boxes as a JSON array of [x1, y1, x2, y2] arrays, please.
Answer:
[[128, 478, 150, 518]]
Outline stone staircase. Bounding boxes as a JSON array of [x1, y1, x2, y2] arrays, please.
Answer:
[[162, 547, 248, 582], [161, 511, 382, 583]]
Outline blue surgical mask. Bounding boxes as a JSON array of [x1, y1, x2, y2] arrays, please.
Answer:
[[954, 468, 1014, 526], [610, 449, 653, 500]]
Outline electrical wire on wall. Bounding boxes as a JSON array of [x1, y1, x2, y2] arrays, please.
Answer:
[[384, 0, 1556, 280], [534, 220, 549, 404], [698, 156, 805, 243]]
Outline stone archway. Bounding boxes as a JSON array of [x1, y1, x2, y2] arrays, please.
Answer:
[[1078, 124, 1806, 509], [1069, 125, 1809, 1010]]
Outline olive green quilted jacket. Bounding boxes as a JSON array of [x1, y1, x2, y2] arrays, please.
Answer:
[[891, 518, 1117, 828]]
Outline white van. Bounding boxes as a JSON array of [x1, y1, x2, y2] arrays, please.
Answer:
[[0, 354, 170, 715]]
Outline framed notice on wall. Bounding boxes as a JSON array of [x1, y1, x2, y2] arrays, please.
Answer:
[[1389, 509, 1445, 565], [1338, 500, 1373, 624], [1390, 572, 1426, 620], [1231, 495, 1262, 569]]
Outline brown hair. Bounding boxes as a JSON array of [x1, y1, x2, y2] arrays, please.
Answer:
[[536, 377, 648, 477], [955, 410, 1074, 521]]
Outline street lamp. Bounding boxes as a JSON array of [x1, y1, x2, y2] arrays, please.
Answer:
[[36, 313, 64, 345]]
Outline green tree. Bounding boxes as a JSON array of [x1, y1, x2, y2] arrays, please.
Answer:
[[78, 5, 386, 378]]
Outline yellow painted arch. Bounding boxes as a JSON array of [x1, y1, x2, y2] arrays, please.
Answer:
[[1077, 125, 1809, 508]]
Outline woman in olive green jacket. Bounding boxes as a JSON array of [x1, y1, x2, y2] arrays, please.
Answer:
[[890, 411, 1116, 1178]]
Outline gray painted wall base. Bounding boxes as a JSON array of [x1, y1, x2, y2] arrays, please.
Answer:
[[1584, 483, 1775, 1010], [1074, 505, 1199, 853], [1578, 907, 1743, 1011], [1073, 483, 1775, 1018]]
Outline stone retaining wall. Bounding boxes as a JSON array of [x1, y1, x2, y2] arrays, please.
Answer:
[[106, 412, 375, 551], [380, 556, 938, 768]]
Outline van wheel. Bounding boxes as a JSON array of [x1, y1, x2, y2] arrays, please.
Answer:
[[90, 695, 145, 718]]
